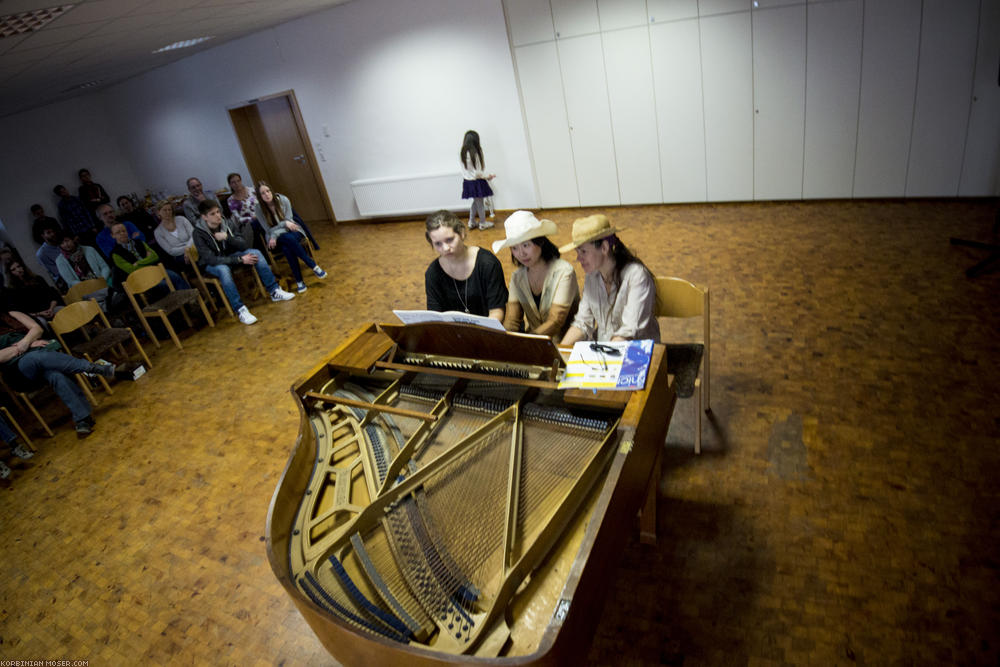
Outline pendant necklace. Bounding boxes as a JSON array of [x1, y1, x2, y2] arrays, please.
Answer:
[[452, 276, 470, 313]]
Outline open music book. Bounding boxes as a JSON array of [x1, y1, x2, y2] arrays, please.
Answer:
[[558, 339, 654, 391], [392, 309, 506, 332]]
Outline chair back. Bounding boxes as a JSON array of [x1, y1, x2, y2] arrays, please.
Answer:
[[64, 278, 109, 304], [124, 264, 172, 298], [654, 276, 706, 319], [185, 245, 208, 281], [50, 299, 104, 338]]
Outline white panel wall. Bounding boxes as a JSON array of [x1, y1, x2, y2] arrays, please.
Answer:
[[598, 0, 649, 31], [905, 0, 980, 196], [803, 0, 863, 199], [551, 0, 600, 37], [960, 0, 1000, 195], [515, 42, 580, 207], [651, 18, 707, 202], [558, 35, 620, 206], [648, 0, 698, 22], [854, 0, 921, 197], [506, 0, 555, 45], [701, 11, 754, 201], [753, 5, 807, 200], [603, 27, 663, 204]]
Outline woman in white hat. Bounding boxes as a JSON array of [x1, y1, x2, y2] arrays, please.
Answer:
[[424, 210, 508, 320], [559, 214, 660, 345], [492, 211, 579, 340]]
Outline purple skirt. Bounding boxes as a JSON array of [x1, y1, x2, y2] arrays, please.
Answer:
[[462, 178, 493, 199]]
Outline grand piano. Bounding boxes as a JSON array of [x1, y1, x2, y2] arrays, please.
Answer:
[[266, 322, 675, 665]]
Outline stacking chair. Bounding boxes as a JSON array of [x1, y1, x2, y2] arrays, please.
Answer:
[[50, 300, 153, 396], [655, 276, 710, 454], [63, 278, 110, 304], [1, 405, 35, 455], [123, 264, 214, 350], [184, 245, 266, 318]]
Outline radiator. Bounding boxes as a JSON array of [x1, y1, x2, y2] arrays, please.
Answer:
[[350, 172, 466, 217]]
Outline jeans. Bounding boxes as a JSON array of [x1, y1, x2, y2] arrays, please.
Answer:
[[16, 350, 96, 422], [0, 414, 16, 445], [165, 268, 190, 290], [204, 250, 278, 311], [274, 232, 316, 282]]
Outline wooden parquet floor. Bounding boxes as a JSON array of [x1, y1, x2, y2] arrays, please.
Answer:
[[1, 199, 998, 666]]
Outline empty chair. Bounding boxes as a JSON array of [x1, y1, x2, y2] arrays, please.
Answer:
[[50, 300, 153, 395], [122, 264, 214, 350], [655, 276, 710, 454]]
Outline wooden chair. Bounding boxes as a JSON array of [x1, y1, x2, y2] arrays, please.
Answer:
[[258, 229, 314, 289], [123, 264, 214, 350], [50, 300, 153, 396], [655, 276, 710, 454], [63, 278, 110, 305], [0, 356, 99, 437], [183, 245, 266, 319]]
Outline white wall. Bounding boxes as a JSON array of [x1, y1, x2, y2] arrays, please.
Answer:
[[0, 0, 536, 280]]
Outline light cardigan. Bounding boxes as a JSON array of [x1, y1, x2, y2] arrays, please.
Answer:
[[254, 193, 296, 241], [154, 216, 195, 257], [570, 262, 660, 342], [55, 245, 111, 287], [506, 259, 579, 336]]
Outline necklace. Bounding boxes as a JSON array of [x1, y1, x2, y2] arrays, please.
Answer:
[[452, 277, 470, 313]]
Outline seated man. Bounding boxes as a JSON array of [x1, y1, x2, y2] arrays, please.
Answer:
[[95, 203, 145, 258], [192, 199, 294, 325], [109, 223, 190, 290], [0, 310, 132, 438], [34, 223, 67, 290], [116, 196, 158, 239], [56, 236, 114, 311], [183, 177, 216, 224]]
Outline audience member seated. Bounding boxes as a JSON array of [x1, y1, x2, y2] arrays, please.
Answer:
[[77, 168, 110, 213], [559, 214, 659, 345], [52, 184, 99, 247], [116, 195, 158, 239], [95, 204, 145, 258], [226, 173, 258, 230], [183, 177, 217, 224], [6, 261, 64, 327], [0, 411, 34, 480], [34, 224, 67, 290], [30, 204, 63, 246], [423, 209, 507, 321], [109, 223, 189, 291], [0, 310, 131, 438], [493, 211, 579, 340], [192, 199, 294, 325], [153, 200, 195, 269], [56, 236, 114, 312], [254, 181, 327, 293]]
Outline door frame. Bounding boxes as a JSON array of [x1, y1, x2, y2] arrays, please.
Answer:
[[227, 89, 337, 223]]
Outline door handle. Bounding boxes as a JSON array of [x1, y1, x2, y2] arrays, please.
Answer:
[[292, 154, 306, 164]]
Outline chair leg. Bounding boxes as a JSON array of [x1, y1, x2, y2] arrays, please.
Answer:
[[76, 375, 99, 407], [158, 314, 184, 350], [128, 330, 153, 369], [196, 295, 215, 328], [694, 381, 702, 455], [138, 314, 161, 348], [19, 393, 53, 437]]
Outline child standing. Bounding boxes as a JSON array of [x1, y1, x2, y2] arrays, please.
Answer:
[[460, 130, 496, 230]]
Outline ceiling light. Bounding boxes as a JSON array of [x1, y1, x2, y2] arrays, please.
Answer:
[[153, 36, 214, 54], [61, 79, 102, 93], [0, 4, 75, 38]]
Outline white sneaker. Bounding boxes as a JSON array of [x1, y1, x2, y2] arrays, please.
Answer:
[[479, 220, 494, 229], [270, 287, 295, 302], [237, 306, 258, 325]]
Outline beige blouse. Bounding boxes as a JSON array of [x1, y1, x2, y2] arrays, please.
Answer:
[[506, 258, 579, 336], [571, 262, 660, 342]]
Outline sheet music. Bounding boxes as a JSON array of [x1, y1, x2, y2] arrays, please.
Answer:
[[557, 340, 654, 391], [393, 309, 506, 332]]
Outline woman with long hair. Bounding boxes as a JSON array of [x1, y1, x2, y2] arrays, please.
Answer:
[[559, 214, 659, 345], [254, 182, 327, 293], [424, 210, 507, 320]]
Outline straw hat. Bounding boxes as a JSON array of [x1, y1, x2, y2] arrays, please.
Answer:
[[491, 210, 559, 254], [558, 214, 625, 253]]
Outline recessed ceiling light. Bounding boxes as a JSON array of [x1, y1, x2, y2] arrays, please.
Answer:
[[61, 79, 102, 93], [153, 36, 214, 54], [0, 4, 75, 38]]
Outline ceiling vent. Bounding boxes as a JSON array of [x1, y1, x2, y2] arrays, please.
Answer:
[[0, 5, 75, 38]]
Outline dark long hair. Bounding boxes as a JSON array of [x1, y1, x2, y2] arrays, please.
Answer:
[[510, 236, 560, 267], [592, 234, 652, 287], [460, 130, 484, 169], [256, 181, 282, 228]]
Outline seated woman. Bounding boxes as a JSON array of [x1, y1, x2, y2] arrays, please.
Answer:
[[254, 182, 327, 293], [152, 200, 195, 268], [109, 223, 190, 290], [492, 210, 579, 340], [424, 209, 507, 320], [0, 310, 131, 437], [226, 173, 258, 231], [559, 214, 660, 345], [5, 261, 63, 327]]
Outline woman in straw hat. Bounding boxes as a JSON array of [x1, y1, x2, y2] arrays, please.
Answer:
[[559, 214, 660, 345], [424, 210, 508, 320], [492, 210, 579, 340]]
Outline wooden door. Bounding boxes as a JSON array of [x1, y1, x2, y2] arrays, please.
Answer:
[[228, 92, 334, 223]]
